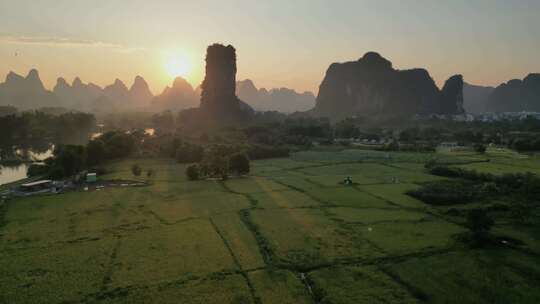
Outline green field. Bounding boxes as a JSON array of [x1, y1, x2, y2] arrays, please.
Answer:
[[1, 149, 540, 303]]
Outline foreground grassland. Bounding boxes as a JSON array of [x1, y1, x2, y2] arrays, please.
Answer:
[[1, 149, 540, 303]]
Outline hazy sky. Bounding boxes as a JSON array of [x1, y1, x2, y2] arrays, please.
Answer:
[[1, 0, 539, 94]]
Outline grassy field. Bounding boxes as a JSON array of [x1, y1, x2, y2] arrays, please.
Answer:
[[1, 148, 540, 303]]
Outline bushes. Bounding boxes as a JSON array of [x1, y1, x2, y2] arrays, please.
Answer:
[[428, 165, 540, 194], [26, 163, 50, 177], [467, 209, 494, 235], [407, 181, 480, 205], [246, 145, 289, 160], [229, 153, 250, 175], [131, 164, 142, 177], [473, 143, 487, 153], [47, 145, 87, 178], [99, 131, 136, 159], [512, 137, 540, 152], [418, 165, 540, 216], [429, 165, 497, 181], [186, 164, 200, 181], [86, 140, 106, 166], [185, 146, 251, 180], [465, 209, 494, 247], [175, 143, 204, 163]]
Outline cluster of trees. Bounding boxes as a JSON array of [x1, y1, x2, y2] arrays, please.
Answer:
[[426, 165, 540, 193], [141, 130, 291, 164], [408, 163, 540, 246], [130, 164, 154, 178], [246, 144, 290, 160], [241, 118, 331, 148], [407, 180, 485, 205], [379, 140, 436, 152], [0, 111, 95, 160], [86, 131, 136, 166], [466, 208, 494, 247], [172, 140, 204, 163], [186, 145, 250, 180], [510, 136, 540, 152], [28, 131, 137, 179], [412, 164, 540, 225], [331, 116, 540, 152]]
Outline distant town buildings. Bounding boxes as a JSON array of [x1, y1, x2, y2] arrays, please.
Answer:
[[415, 112, 540, 123]]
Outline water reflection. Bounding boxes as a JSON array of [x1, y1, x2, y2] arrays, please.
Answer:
[[0, 164, 30, 186], [0, 146, 54, 185], [1, 129, 155, 185], [91, 128, 155, 140]]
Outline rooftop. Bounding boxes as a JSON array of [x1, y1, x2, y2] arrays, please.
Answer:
[[21, 180, 52, 187]]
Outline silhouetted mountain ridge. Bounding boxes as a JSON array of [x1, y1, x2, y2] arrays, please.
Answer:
[[152, 76, 198, 111], [463, 82, 494, 113], [487, 74, 540, 112], [312, 52, 464, 120], [0, 69, 156, 111], [0, 70, 58, 109]]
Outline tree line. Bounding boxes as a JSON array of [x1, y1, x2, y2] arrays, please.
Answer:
[[0, 110, 95, 160]]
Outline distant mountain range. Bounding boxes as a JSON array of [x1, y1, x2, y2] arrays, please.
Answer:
[[1, 68, 538, 115], [0, 69, 155, 112], [0, 69, 59, 109], [462, 74, 540, 114], [236, 79, 315, 113], [0, 69, 315, 114], [487, 74, 540, 112]]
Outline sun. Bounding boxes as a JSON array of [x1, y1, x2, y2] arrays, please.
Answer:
[[164, 52, 192, 78]]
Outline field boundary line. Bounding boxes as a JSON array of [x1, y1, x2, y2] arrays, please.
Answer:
[[100, 236, 122, 292], [378, 266, 430, 302], [209, 217, 261, 304]]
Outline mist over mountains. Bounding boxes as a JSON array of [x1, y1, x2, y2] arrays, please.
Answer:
[[0, 69, 58, 109], [236, 79, 315, 113], [0, 70, 155, 112], [1, 65, 538, 117], [0, 69, 315, 114], [151, 77, 199, 111]]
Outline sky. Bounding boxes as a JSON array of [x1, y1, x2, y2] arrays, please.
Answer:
[[0, 0, 539, 95]]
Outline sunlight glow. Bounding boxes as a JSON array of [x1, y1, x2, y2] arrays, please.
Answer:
[[163, 50, 192, 78]]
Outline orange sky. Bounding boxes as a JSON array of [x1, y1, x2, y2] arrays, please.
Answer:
[[1, 0, 539, 94]]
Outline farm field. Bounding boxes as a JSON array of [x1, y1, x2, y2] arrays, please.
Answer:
[[1, 149, 540, 303]]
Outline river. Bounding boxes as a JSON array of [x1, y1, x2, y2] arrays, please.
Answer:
[[0, 128, 155, 186], [0, 148, 54, 186]]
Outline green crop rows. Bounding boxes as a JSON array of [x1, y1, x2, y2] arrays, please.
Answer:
[[1, 150, 540, 303]]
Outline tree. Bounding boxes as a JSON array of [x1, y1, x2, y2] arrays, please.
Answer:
[[86, 139, 106, 166], [52, 145, 86, 178], [152, 110, 175, 132], [201, 145, 231, 180], [100, 131, 136, 159], [131, 164, 142, 177], [229, 153, 250, 175], [335, 119, 359, 138], [175, 142, 204, 163], [399, 127, 420, 142], [466, 209, 494, 246], [473, 143, 487, 154], [27, 163, 49, 177], [186, 164, 200, 181], [382, 140, 399, 151]]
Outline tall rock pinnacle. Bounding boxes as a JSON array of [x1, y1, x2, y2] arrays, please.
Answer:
[[199, 43, 253, 121]]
